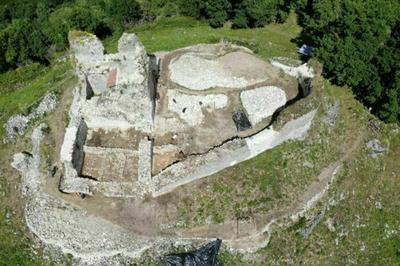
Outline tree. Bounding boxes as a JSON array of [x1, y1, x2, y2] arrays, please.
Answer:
[[302, 0, 400, 122], [0, 19, 48, 70], [178, 0, 204, 18], [205, 0, 231, 28], [46, 4, 109, 49], [232, 0, 279, 28], [105, 0, 143, 28]]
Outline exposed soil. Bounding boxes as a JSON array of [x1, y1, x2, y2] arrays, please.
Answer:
[[42, 131, 364, 245], [41, 43, 311, 240], [219, 51, 276, 81], [86, 128, 147, 150], [151, 44, 299, 173]]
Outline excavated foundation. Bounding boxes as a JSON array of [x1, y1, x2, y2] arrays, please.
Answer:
[[9, 31, 327, 265], [58, 33, 310, 198]]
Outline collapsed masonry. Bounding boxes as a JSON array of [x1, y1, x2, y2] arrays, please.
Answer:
[[60, 31, 158, 197], [60, 31, 313, 198]]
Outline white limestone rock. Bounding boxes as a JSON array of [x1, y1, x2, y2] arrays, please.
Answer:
[[169, 52, 268, 90], [117, 33, 148, 86], [271, 60, 314, 79], [138, 138, 152, 184], [11, 152, 33, 173], [87, 74, 108, 95], [3, 93, 57, 142], [69, 32, 105, 68], [118, 33, 146, 56], [167, 90, 228, 126], [240, 86, 287, 125], [81, 85, 154, 133]]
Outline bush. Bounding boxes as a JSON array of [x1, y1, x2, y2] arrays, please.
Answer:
[[105, 0, 143, 28], [46, 4, 110, 49], [178, 0, 204, 18], [206, 0, 231, 28]]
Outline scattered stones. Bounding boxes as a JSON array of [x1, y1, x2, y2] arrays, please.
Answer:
[[3, 93, 57, 143], [11, 124, 47, 197], [324, 100, 340, 127], [303, 160, 314, 168], [375, 201, 383, 210], [298, 209, 325, 237], [325, 218, 336, 232], [366, 139, 388, 158], [11, 152, 34, 173]]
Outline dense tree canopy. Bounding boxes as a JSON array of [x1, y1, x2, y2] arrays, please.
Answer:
[[0, 0, 143, 71], [301, 0, 400, 122]]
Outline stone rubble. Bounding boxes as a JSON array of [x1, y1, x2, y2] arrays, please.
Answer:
[[3, 93, 57, 143], [240, 86, 287, 125], [366, 139, 388, 158], [324, 100, 340, 127], [11, 124, 47, 196]]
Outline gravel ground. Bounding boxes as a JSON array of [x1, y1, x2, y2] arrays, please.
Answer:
[[169, 52, 269, 90], [240, 86, 287, 125], [167, 89, 228, 126]]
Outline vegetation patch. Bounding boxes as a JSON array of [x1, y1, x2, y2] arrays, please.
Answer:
[[0, 62, 74, 139]]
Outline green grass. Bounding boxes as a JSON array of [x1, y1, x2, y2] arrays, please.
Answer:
[[103, 14, 301, 60], [0, 63, 48, 96], [212, 78, 400, 265], [253, 127, 400, 265], [0, 211, 51, 265], [0, 61, 74, 139]]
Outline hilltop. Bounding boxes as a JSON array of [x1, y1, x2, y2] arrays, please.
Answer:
[[0, 15, 399, 265]]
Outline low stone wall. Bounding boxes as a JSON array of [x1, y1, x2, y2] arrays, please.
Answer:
[[138, 138, 153, 184], [60, 118, 87, 174]]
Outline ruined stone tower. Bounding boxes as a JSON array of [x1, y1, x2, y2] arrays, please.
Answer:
[[60, 32, 157, 196]]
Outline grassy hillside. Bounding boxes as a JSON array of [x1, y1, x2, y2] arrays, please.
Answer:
[[219, 82, 400, 265], [0, 62, 74, 138], [0, 13, 398, 265]]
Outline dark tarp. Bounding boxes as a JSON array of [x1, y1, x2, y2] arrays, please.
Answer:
[[162, 239, 223, 266], [232, 110, 252, 132]]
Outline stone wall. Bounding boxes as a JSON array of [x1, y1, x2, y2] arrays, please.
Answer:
[[138, 138, 153, 184], [59, 31, 156, 197]]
